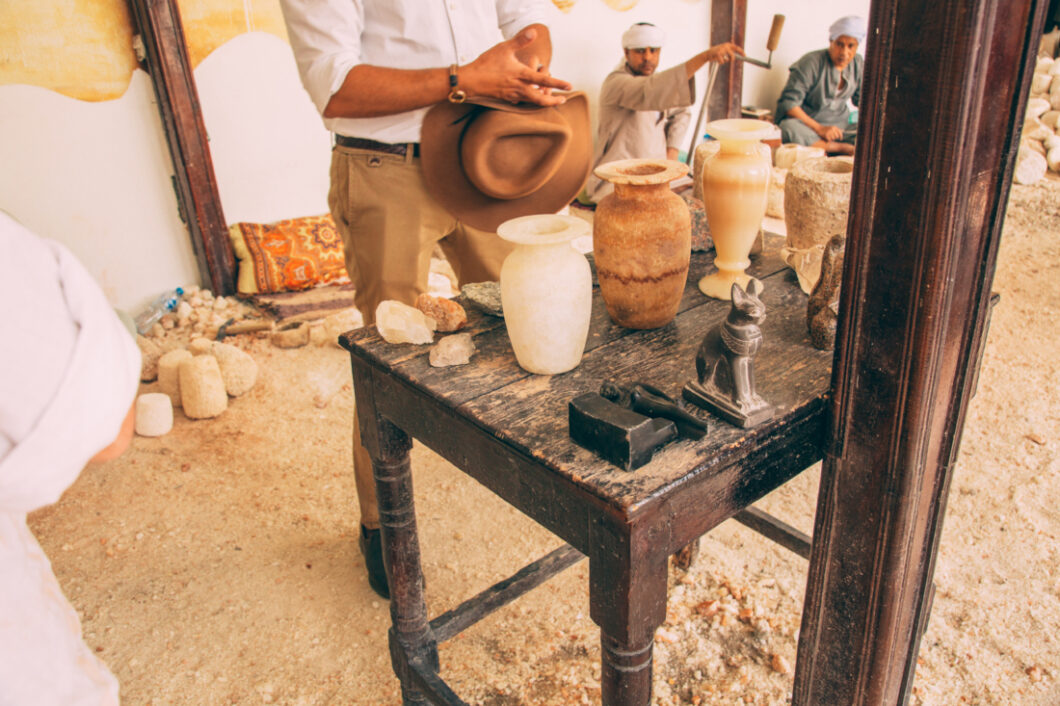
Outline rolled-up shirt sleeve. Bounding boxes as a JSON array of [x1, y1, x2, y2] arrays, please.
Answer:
[[606, 64, 694, 113], [279, 0, 364, 114], [775, 55, 818, 120], [495, 0, 550, 39]]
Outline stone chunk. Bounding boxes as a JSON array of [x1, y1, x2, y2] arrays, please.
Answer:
[[461, 282, 504, 317], [376, 300, 435, 344], [429, 333, 476, 367], [188, 337, 213, 355], [211, 342, 258, 397], [272, 322, 310, 348], [179, 355, 228, 419], [1014, 146, 1047, 185], [415, 293, 467, 332], [158, 349, 192, 407], [135, 392, 173, 437], [137, 335, 163, 382]]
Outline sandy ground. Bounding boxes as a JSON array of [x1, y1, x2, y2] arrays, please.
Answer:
[[28, 175, 1060, 705]]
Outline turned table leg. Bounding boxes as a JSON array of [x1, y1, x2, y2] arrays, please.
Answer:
[[589, 523, 669, 705], [352, 364, 437, 704]]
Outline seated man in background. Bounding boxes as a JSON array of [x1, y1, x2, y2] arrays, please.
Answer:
[[0, 210, 140, 704], [775, 15, 866, 156], [582, 22, 742, 204]]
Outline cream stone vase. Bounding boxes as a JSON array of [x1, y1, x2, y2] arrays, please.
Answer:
[[497, 214, 592, 375], [698, 119, 775, 300]]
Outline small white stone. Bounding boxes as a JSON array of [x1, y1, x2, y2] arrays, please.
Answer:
[[1014, 146, 1048, 185], [375, 300, 436, 345], [187, 337, 213, 355], [429, 333, 476, 367], [1036, 56, 1055, 74], [158, 349, 192, 407], [176, 300, 193, 323], [1041, 110, 1060, 129], [1028, 98, 1052, 120], [135, 393, 173, 437], [179, 356, 228, 419], [1048, 145, 1060, 173]]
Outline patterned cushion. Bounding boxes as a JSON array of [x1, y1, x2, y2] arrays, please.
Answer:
[[228, 214, 350, 294]]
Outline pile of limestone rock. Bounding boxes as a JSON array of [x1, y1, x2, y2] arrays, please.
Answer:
[[1016, 54, 1060, 185]]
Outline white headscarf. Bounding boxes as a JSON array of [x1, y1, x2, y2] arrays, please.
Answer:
[[829, 15, 867, 43], [622, 22, 666, 50]]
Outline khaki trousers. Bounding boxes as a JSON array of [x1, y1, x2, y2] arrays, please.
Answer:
[[328, 142, 513, 528]]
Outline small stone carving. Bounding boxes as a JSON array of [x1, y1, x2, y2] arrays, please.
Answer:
[[683, 280, 774, 428], [461, 282, 504, 317], [600, 381, 708, 439], [375, 301, 436, 344], [568, 393, 676, 470], [179, 355, 228, 419], [429, 333, 476, 367], [415, 293, 468, 332], [135, 392, 173, 437], [807, 235, 846, 350]]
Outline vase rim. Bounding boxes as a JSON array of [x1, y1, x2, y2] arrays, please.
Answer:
[[593, 158, 688, 185], [703, 118, 777, 143], [496, 213, 590, 245]]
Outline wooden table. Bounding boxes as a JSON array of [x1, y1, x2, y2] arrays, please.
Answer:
[[341, 238, 833, 704]]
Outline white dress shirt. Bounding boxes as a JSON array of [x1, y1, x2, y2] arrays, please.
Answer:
[[279, 0, 550, 143]]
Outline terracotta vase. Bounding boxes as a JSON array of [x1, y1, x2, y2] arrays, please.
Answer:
[[497, 214, 592, 375], [698, 119, 774, 300], [592, 159, 691, 329]]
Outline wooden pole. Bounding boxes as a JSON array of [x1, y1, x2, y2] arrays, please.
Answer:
[[708, 0, 746, 121], [793, 0, 1049, 703]]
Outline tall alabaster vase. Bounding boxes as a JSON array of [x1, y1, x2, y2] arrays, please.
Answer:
[[593, 159, 691, 329], [698, 119, 774, 300], [497, 214, 592, 375]]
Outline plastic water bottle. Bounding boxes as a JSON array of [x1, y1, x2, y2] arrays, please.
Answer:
[[135, 287, 184, 334]]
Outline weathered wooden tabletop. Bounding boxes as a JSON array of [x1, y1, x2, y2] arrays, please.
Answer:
[[341, 236, 832, 532]]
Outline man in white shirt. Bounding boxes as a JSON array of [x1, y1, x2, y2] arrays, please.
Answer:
[[279, 0, 572, 599], [583, 22, 742, 204]]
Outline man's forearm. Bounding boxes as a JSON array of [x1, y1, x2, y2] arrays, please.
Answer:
[[787, 105, 822, 134]]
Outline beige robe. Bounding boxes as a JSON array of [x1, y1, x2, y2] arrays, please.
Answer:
[[0, 211, 140, 705], [585, 61, 695, 203]]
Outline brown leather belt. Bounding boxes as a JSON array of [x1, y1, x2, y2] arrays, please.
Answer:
[[334, 134, 420, 157]]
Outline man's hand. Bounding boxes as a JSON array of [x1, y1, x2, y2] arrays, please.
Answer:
[[462, 25, 572, 106], [815, 124, 844, 142], [704, 42, 744, 64]]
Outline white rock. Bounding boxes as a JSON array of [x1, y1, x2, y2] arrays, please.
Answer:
[[1051, 59, 1060, 76], [1036, 56, 1055, 74], [179, 356, 228, 419], [187, 337, 213, 355], [1022, 137, 1047, 157], [157, 349, 192, 407], [1048, 145, 1060, 173], [135, 393, 173, 437], [211, 342, 258, 396], [1024, 117, 1054, 142], [1014, 146, 1048, 185], [1045, 133, 1060, 151], [1027, 98, 1051, 120], [1051, 90, 1060, 112], [176, 300, 193, 323], [429, 333, 476, 367], [1032, 73, 1054, 96], [375, 300, 436, 345], [1041, 110, 1060, 129]]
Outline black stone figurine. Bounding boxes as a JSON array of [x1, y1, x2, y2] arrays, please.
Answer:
[[807, 234, 846, 351], [600, 381, 708, 440], [683, 279, 775, 428], [569, 393, 677, 470]]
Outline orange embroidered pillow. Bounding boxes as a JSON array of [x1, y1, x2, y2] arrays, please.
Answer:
[[229, 215, 350, 294]]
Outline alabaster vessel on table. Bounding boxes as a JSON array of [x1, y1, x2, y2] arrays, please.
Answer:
[[698, 119, 775, 301], [497, 214, 592, 375], [593, 159, 691, 329]]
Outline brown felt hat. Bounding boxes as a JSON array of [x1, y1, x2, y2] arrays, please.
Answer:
[[419, 92, 591, 232]]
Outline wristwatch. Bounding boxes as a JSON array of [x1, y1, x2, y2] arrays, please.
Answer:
[[448, 64, 466, 104]]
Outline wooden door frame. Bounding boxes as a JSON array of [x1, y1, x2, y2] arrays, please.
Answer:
[[127, 0, 235, 296]]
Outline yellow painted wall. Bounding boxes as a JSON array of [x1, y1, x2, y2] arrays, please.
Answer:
[[0, 0, 286, 102]]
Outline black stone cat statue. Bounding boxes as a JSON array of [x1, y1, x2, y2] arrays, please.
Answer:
[[682, 279, 775, 428]]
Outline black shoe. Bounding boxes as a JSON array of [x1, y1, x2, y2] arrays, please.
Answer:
[[359, 525, 390, 600]]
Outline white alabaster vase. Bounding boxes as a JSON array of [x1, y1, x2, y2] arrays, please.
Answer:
[[699, 118, 775, 300], [497, 214, 592, 375]]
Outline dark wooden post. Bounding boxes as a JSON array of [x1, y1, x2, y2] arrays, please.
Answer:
[[708, 0, 746, 120], [127, 0, 235, 296], [793, 0, 1049, 704]]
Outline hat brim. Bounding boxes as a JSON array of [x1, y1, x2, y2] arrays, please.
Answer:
[[420, 92, 591, 233]]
